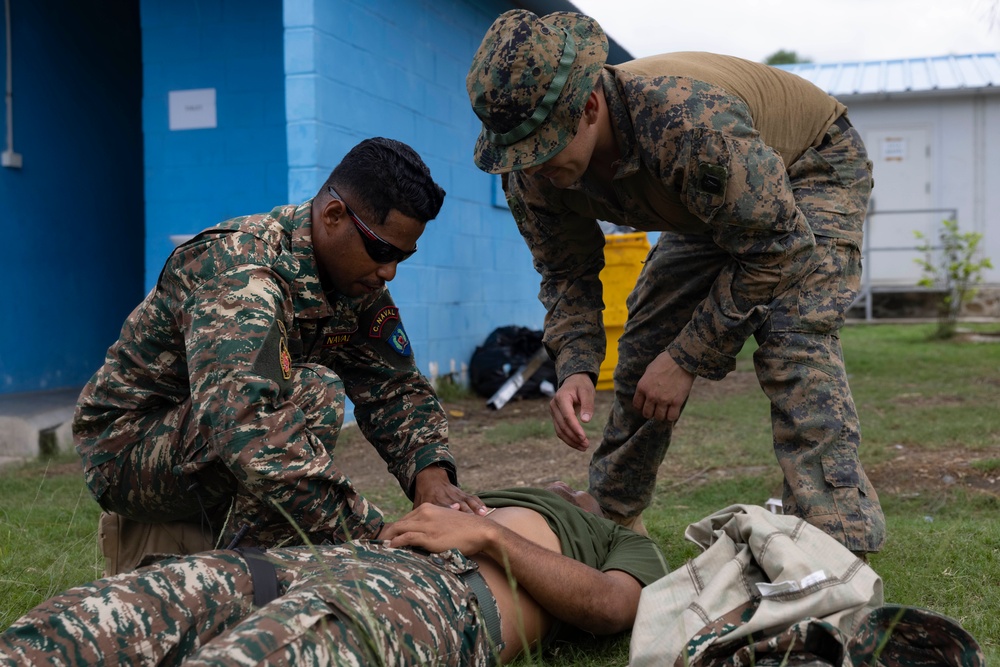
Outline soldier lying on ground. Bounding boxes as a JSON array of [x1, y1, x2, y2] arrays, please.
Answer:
[[73, 137, 486, 572], [0, 484, 668, 666]]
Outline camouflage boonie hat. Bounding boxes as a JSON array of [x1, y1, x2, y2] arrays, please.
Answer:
[[849, 605, 986, 666], [467, 10, 609, 174]]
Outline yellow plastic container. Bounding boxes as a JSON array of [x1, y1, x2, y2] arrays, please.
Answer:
[[596, 232, 650, 391]]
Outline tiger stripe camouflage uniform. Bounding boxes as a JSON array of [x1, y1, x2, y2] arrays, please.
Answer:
[[0, 487, 669, 666], [74, 201, 455, 548], [0, 544, 495, 667], [468, 12, 885, 553]]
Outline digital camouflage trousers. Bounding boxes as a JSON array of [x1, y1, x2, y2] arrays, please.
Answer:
[[591, 122, 886, 553]]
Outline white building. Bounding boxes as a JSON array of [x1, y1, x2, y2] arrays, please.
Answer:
[[780, 54, 1000, 315]]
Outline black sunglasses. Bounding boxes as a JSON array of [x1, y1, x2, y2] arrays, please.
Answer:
[[327, 186, 416, 264]]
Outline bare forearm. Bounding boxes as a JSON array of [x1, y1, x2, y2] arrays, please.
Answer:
[[381, 504, 642, 635], [483, 525, 640, 635]]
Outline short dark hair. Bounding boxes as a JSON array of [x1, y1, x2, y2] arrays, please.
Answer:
[[324, 137, 446, 225]]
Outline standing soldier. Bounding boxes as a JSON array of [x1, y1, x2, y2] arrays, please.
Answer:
[[75, 137, 485, 572], [466, 10, 885, 555]]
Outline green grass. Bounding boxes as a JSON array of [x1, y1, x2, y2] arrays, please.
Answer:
[[1, 322, 998, 664], [0, 460, 104, 628], [433, 375, 476, 402], [971, 458, 1000, 474]]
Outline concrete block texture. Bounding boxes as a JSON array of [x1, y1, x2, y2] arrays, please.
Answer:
[[0, 388, 80, 461]]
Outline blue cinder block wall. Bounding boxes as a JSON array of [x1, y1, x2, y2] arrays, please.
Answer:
[[285, 0, 545, 386], [141, 0, 289, 289], [0, 0, 143, 393], [2, 0, 547, 396]]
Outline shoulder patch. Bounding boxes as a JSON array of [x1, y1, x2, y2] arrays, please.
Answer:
[[388, 322, 412, 357], [253, 319, 293, 392], [277, 320, 292, 380], [696, 162, 728, 195], [369, 306, 400, 338]]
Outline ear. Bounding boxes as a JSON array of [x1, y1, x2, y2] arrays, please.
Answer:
[[320, 196, 348, 230], [582, 89, 601, 123]]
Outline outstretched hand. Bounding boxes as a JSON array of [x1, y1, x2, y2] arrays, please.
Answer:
[[549, 373, 596, 451], [633, 351, 694, 422], [413, 465, 488, 516]]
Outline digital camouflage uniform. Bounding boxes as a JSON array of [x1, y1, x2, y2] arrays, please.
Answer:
[[0, 488, 669, 667], [468, 12, 885, 553], [74, 201, 455, 548]]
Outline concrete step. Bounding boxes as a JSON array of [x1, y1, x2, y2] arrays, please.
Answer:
[[0, 387, 81, 466]]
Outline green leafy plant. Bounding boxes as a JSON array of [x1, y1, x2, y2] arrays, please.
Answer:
[[914, 219, 993, 339], [433, 374, 474, 402]]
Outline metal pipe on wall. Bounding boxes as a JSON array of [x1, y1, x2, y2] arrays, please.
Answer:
[[3, 0, 22, 169]]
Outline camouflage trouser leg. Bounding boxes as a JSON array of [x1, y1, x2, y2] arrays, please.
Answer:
[[83, 363, 346, 548], [182, 543, 496, 667], [592, 121, 885, 551], [0, 551, 257, 666], [0, 544, 495, 667], [754, 328, 884, 553], [590, 233, 727, 521], [760, 122, 884, 552], [82, 398, 236, 524], [221, 363, 347, 548]]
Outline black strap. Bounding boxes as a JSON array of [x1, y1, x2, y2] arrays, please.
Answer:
[[461, 569, 505, 661], [833, 114, 852, 133], [232, 547, 280, 608], [819, 115, 853, 150]]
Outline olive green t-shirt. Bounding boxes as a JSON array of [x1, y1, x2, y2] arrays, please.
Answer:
[[478, 488, 669, 586]]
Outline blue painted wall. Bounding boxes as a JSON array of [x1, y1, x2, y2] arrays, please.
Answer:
[[141, 0, 289, 289], [284, 0, 545, 386], [0, 0, 143, 394], [2, 0, 548, 396]]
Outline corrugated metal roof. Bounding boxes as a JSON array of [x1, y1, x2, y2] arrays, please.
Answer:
[[777, 53, 1000, 99]]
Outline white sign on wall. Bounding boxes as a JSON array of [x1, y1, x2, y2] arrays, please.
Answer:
[[881, 137, 907, 161], [168, 88, 217, 130]]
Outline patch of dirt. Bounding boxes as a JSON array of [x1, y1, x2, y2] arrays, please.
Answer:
[[867, 447, 1000, 497], [15, 371, 998, 506], [954, 330, 1000, 344], [337, 372, 1000, 506], [337, 375, 765, 494], [335, 371, 1000, 502]]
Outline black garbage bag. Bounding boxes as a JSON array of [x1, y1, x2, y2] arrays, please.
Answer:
[[469, 326, 557, 399]]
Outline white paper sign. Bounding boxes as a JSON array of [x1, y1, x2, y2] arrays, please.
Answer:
[[169, 88, 217, 130], [882, 137, 907, 161]]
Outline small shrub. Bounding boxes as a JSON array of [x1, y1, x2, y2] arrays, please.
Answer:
[[914, 219, 993, 339], [434, 375, 473, 402]]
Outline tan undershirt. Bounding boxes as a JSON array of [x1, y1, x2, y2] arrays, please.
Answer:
[[611, 51, 846, 164]]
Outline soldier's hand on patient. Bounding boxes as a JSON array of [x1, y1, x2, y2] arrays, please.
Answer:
[[413, 465, 489, 515], [634, 351, 694, 422], [381, 503, 495, 554], [550, 373, 596, 451]]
